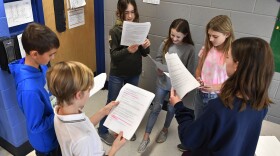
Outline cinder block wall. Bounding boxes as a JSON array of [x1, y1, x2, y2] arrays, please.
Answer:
[[104, 0, 280, 124]]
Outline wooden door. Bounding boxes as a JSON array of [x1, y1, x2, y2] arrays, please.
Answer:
[[42, 0, 96, 71]]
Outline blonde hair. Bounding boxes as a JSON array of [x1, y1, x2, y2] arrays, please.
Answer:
[[46, 61, 94, 105], [198, 15, 235, 71]]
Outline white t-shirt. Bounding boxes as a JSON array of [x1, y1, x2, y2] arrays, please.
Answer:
[[54, 106, 105, 156]]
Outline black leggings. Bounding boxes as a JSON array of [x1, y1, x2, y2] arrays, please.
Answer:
[[35, 146, 62, 156]]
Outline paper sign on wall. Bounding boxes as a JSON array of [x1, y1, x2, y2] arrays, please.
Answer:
[[143, 0, 160, 5], [4, 0, 34, 27], [68, 8, 85, 29]]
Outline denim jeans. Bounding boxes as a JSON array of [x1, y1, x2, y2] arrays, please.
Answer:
[[98, 75, 140, 134], [145, 86, 175, 134], [193, 89, 218, 120]]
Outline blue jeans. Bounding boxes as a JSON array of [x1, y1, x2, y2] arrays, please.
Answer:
[[194, 90, 218, 120], [145, 86, 175, 134], [98, 75, 140, 134]]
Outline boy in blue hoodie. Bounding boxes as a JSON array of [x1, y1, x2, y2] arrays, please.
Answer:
[[9, 23, 61, 156]]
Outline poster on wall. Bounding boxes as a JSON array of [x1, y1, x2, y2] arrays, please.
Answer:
[[68, 7, 85, 29], [270, 9, 280, 72], [4, 0, 34, 27], [143, 0, 160, 5]]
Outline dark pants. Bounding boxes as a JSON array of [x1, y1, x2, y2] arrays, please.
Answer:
[[35, 146, 62, 156]]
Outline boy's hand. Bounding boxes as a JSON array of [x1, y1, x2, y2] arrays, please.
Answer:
[[169, 88, 181, 106], [109, 131, 126, 156], [128, 44, 139, 53], [141, 38, 151, 49], [102, 101, 119, 115]]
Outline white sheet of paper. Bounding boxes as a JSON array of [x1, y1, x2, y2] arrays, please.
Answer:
[[165, 53, 200, 99], [143, 0, 160, 4], [148, 54, 168, 72], [120, 21, 151, 46], [104, 84, 155, 140], [4, 0, 34, 27], [255, 136, 280, 156], [89, 73, 107, 97], [68, 8, 85, 29], [68, 0, 86, 9], [17, 34, 26, 58], [164, 72, 170, 77]]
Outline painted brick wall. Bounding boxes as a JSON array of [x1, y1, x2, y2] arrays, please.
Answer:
[[104, 0, 280, 124]]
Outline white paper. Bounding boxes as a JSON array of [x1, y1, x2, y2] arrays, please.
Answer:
[[255, 136, 280, 156], [90, 73, 107, 97], [68, 0, 86, 9], [4, 0, 34, 27], [164, 72, 170, 77], [143, 0, 160, 4], [148, 54, 168, 72], [165, 53, 200, 99], [68, 8, 85, 29], [120, 21, 151, 46], [17, 34, 26, 58], [104, 84, 155, 140]]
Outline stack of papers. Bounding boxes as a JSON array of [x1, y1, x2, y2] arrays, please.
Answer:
[[165, 53, 200, 99], [120, 21, 151, 46], [104, 84, 155, 140], [90, 73, 107, 97]]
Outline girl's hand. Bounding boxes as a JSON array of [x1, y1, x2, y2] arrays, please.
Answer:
[[196, 77, 204, 86], [102, 101, 119, 115], [200, 84, 221, 92], [169, 88, 181, 106], [141, 38, 151, 49], [128, 44, 139, 53], [157, 68, 164, 76]]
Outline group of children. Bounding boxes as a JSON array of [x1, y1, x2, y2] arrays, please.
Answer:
[[7, 0, 274, 156]]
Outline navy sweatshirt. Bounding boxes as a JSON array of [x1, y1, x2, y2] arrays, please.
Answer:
[[174, 97, 267, 156]]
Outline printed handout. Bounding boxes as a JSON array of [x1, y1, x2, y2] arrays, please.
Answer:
[[89, 73, 107, 97], [104, 84, 155, 140], [120, 21, 151, 46], [165, 53, 200, 99], [148, 54, 168, 72]]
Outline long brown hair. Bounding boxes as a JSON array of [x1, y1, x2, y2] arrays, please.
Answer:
[[163, 18, 194, 54], [116, 0, 139, 22], [220, 37, 274, 111], [197, 15, 234, 74]]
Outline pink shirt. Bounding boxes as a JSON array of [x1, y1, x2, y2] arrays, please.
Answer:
[[199, 47, 228, 87]]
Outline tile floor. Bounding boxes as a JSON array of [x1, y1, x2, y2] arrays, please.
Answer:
[[0, 90, 280, 156]]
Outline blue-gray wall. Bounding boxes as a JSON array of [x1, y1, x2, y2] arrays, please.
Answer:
[[104, 0, 280, 124]]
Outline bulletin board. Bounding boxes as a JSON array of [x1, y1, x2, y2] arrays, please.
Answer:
[[270, 8, 280, 72]]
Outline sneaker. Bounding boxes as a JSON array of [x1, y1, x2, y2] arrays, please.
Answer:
[[137, 138, 150, 153], [156, 130, 168, 143], [177, 144, 187, 152], [130, 133, 137, 141], [99, 132, 115, 146]]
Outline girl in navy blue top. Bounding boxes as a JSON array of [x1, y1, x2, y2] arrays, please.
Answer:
[[169, 37, 274, 156]]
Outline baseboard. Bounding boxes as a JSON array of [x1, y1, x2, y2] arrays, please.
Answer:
[[0, 137, 33, 156]]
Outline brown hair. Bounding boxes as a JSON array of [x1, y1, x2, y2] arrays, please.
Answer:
[[116, 0, 139, 22], [220, 37, 274, 111], [22, 23, 59, 55], [47, 61, 93, 105], [197, 15, 234, 74], [163, 18, 194, 54]]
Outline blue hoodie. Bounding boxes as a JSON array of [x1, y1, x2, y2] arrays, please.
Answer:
[[9, 58, 58, 153]]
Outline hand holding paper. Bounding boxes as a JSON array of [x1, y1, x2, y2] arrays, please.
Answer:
[[104, 84, 155, 140]]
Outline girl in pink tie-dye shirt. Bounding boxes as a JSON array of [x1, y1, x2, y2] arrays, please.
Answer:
[[194, 15, 235, 119]]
